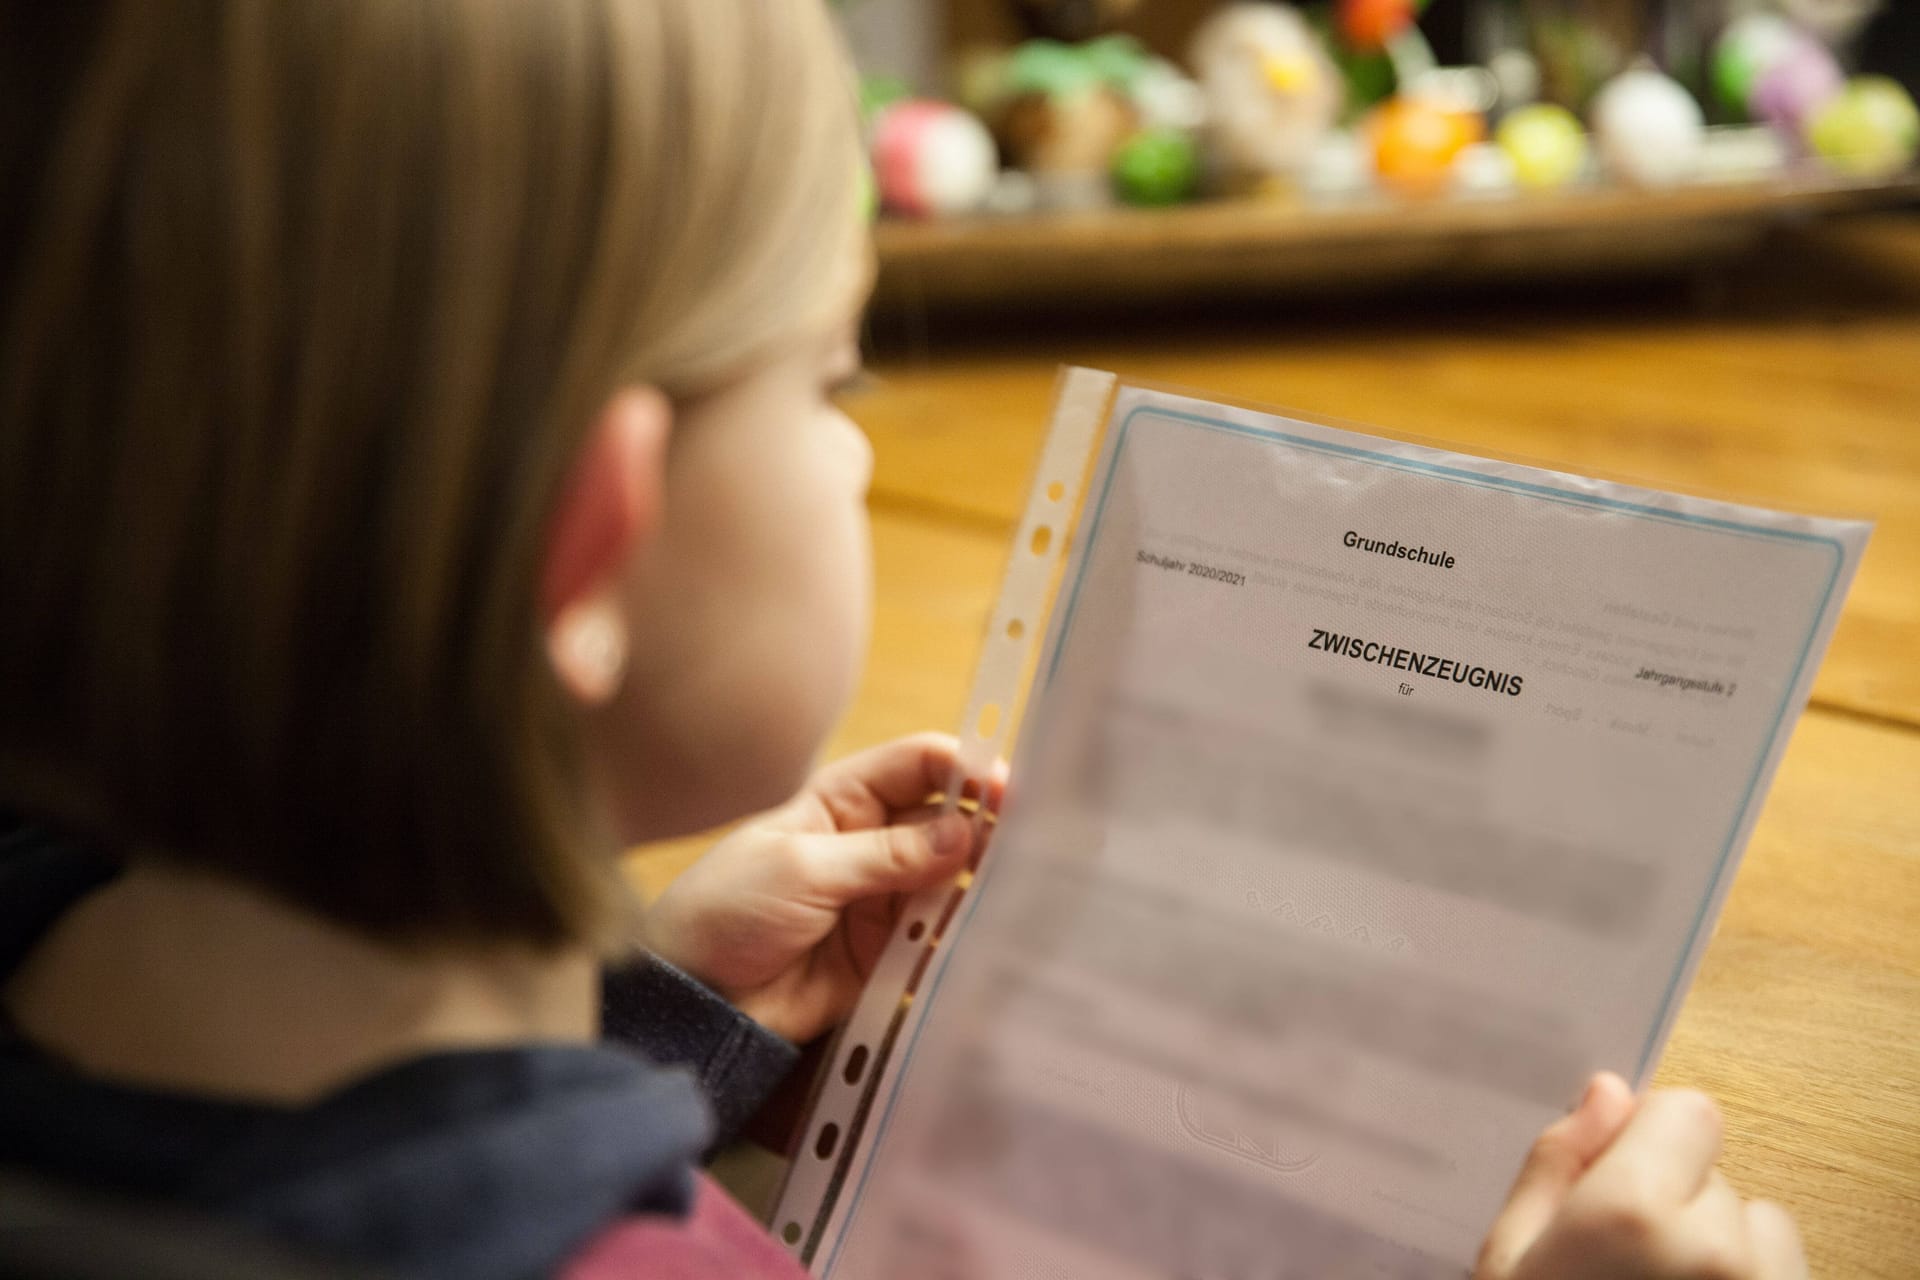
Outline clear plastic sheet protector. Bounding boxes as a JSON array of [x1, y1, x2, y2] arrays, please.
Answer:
[[772, 370, 1870, 1279]]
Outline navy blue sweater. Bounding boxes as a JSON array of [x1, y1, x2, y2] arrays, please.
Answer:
[[0, 815, 799, 1279]]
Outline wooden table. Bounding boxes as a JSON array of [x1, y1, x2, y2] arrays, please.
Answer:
[[632, 212, 1920, 1276]]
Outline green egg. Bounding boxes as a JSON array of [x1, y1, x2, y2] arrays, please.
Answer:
[[1711, 14, 1796, 119], [1112, 128, 1200, 206]]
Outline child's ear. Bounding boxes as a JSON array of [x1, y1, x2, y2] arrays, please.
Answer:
[[541, 387, 671, 706]]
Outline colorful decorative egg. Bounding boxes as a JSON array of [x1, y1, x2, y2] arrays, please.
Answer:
[[1591, 68, 1705, 188], [1750, 32, 1844, 142], [1189, 3, 1343, 183], [1370, 96, 1485, 194], [1712, 13, 1800, 117], [1339, 0, 1417, 53], [1301, 129, 1373, 199], [1808, 76, 1920, 178], [1452, 142, 1518, 196], [1496, 103, 1590, 189], [1112, 127, 1201, 205], [869, 100, 999, 219]]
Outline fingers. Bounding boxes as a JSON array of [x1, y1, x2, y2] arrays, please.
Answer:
[[798, 812, 978, 906], [809, 733, 1008, 830], [1578, 1088, 1724, 1211], [1664, 1171, 1754, 1278], [1476, 1072, 1636, 1278], [1495, 1086, 1805, 1280], [1746, 1200, 1809, 1280], [885, 801, 1003, 872]]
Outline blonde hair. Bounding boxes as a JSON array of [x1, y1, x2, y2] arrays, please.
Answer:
[[0, 0, 865, 948]]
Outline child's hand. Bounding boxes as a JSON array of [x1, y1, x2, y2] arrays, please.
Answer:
[[640, 732, 1003, 1045], [1476, 1073, 1808, 1280]]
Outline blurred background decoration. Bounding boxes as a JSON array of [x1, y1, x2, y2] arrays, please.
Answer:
[[832, 0, 1920, 309]]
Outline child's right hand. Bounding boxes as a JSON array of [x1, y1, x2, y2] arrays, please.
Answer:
[[1475, 1073, 1808, 1280]]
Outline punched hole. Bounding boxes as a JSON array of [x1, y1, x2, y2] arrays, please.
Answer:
[[1030, 525, 1052, 556], [933, 887, 965, 940], [1006, 618, 1025, 640], [783, 1223, 803, 1245], [1047, 481, 1066, 502], [814, 1122, 841, 1161], [976, 702, 1001, 738], [843, 1044, 870, 1085], [906, 920, 927, 942]]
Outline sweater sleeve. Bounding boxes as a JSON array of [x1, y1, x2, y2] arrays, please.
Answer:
[[0, 812, 119, 981], [600, 955, 799, 1152]]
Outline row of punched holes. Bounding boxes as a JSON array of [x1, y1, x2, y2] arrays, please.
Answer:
[[777, 478, 1070, 1249]]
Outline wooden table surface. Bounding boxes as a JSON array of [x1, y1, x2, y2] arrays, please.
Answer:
[[632, 213, 1920, 1276]]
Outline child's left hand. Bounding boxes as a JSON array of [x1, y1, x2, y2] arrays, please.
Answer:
[[640, 732, 1004, 1044]]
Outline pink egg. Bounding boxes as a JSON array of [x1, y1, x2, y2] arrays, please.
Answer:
[[1750, 34, 1843, 143], [870, 100, 998, 219]]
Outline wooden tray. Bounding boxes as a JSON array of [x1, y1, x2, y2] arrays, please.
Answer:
[[872, 173, 1920, 309]]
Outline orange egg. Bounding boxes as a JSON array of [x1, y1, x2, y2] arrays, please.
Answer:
[[1369, 96, 1486, 194], [1340, 0, 1416, 53]]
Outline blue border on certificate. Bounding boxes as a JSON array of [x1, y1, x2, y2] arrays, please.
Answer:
[[825, 404, 1845, 1274]]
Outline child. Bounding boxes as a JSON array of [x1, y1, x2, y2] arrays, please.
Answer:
[[0, 2, 1806, 1278]]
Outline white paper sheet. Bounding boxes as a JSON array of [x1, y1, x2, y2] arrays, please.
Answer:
[[801, 379, 1868, 1279]]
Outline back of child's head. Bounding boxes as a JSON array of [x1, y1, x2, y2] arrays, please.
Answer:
[[0, 1, 864, 950]]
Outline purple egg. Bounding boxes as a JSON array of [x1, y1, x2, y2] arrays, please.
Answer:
[[1751, 34, 1844, 142]]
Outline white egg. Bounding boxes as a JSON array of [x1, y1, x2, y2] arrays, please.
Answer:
[[1301, 130, 1373, 200], [1592, 68, 1706, 187], [913, 112, 998, 216], [1453, 142, 1519, 197]]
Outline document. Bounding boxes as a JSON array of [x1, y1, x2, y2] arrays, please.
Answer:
[[796, 378, 1867, 1278]]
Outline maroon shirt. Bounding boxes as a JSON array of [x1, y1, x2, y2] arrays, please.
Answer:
[[564, 1174, 808, 1279]]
